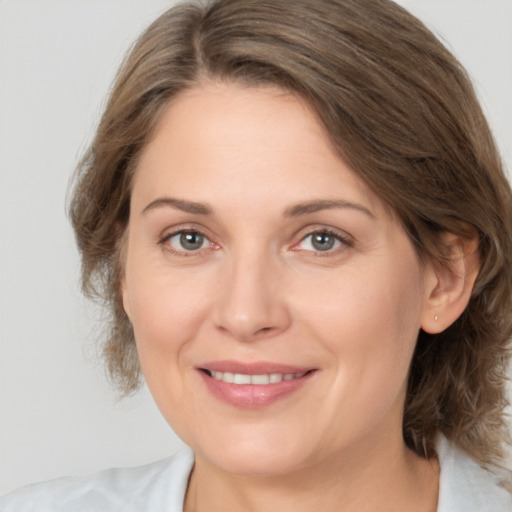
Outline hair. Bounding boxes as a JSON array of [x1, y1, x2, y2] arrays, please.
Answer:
[[69, 0, 512, 467]]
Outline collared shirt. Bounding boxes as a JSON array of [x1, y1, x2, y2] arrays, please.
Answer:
[[1, 438, 510, 511], [436, 436, 511, 511]]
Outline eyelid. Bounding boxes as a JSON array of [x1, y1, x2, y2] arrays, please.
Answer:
[[158, 221, 214, 242], [158, 225, 220, 255], [157, 223, 353, 257], [291, 226, 354, 254]]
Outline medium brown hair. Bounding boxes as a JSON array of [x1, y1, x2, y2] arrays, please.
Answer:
[[69, 0, 512, 466]]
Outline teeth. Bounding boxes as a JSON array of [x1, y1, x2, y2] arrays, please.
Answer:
[[251, 374, 270, 385], [233, 373, 251, 384], [209, 371, 307, 385], [269, 373, 282, 384], [223, 372, 234, 383]]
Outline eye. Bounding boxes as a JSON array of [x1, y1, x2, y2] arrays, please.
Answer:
[[163, 230, 211, 252], [297, 230, 346, 253]]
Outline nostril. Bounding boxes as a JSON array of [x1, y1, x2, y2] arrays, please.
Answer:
[[252, 326, 278, 339]]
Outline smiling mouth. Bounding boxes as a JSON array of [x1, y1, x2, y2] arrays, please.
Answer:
[[201, 369, 312, 385], [198, 366, 316, 407]]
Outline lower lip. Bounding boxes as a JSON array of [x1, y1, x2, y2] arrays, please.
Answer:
[[198, 371, 314, 408]]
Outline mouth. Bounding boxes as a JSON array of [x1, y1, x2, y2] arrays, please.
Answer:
[[200, 369, 312, 385], [197, 362, 317, 408]]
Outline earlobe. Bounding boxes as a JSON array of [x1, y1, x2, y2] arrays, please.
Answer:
[[421, 232, 480, 334]]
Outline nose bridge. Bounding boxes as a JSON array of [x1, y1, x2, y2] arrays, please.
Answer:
[[214, 242, 290, 341]]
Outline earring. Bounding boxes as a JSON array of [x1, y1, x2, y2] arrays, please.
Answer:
[[434, 315, 439, 321]]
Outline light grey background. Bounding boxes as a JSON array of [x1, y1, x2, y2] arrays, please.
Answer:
[[1, 0, 511, 494]]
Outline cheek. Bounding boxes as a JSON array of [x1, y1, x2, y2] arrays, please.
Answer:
[[123, 264, 216, 433], [300, 260, 424, 344], [123, 248, 213, 370], [297, 258, 425, 406]]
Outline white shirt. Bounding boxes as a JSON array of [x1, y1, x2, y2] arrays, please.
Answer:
[[1, 438, 510, 511]]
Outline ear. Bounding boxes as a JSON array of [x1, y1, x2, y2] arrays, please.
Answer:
[[421, 232, 480, 334]]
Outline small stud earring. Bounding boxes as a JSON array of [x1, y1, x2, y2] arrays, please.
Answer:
[[434, 315, 439, 321]]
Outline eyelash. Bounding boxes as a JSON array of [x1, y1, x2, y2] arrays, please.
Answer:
[[293, 229, 352, 256], [159, 227, 353, 257], [159, 229, 218, 256]]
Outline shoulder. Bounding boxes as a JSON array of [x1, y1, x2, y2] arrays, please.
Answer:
[[0, 448, 194, 512], [436, 435, 512, 512]]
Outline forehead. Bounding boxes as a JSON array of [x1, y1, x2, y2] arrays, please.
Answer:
[[132, 82, 387, 219], [139, 83, 331, 171]]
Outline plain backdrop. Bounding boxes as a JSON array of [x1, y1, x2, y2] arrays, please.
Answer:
[[1, 0, 511, 495]]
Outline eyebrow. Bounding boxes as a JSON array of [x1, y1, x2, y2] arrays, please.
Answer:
[[284, 199, 375, 219], [142, 197, 213, 215], [142, 196, 374, 219]]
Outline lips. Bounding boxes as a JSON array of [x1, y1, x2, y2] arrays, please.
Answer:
[[197, 361, 316, 408]]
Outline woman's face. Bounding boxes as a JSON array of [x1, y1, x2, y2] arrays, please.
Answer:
[[122, 83, 436, 476]]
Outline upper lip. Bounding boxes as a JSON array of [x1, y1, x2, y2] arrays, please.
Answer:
[[198, 360, 315, 375]]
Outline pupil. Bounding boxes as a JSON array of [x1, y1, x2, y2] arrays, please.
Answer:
[[180, 232, 204, 250], [312, 233, 335, 251]]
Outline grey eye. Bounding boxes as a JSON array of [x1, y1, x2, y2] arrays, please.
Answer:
[[299, 231, 342, 252], [180, 232, 205, 250], [311, 232, 336, 251], [167, 231, 208, 251]]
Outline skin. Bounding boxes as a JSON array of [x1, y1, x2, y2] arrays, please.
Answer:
[[121, 82, 476, 512]]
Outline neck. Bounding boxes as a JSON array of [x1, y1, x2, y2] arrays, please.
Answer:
[[184, 433, 439, 512]]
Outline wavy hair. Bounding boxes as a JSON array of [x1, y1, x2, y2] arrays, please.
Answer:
[[69, 0, 512, 467]]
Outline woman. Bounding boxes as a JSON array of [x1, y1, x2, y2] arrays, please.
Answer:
[[2, 0, 511, 510]]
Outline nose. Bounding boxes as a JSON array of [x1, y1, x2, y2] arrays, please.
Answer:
[[213, 251, 291, 342]]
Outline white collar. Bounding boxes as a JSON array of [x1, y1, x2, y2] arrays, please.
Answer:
[[436, 435, 511, 511]]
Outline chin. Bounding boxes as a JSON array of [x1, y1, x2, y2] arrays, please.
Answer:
[[185, 424, 314, 477], [204, 447, 308, 477]]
